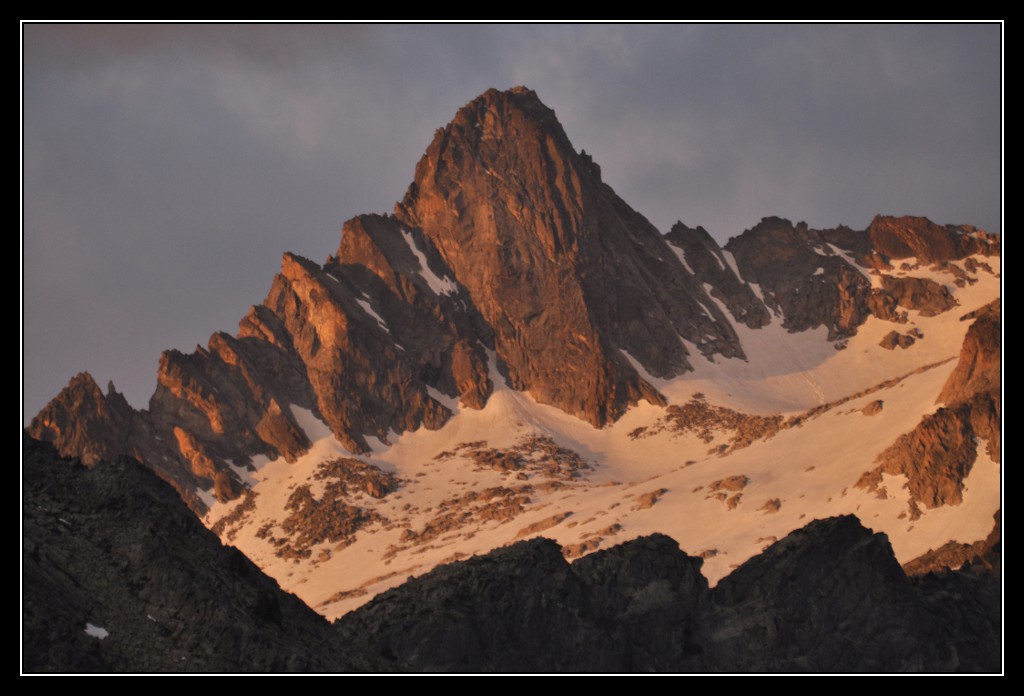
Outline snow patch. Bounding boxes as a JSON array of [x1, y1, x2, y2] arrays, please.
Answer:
[[195, 487, 218, 509], [288, 405, 334, 443], [812, 267, 825, 276], [426, 385, 460, 413], [400, 229, 459, 296], [485, 348, 510, 391], [620, 349, 668, 389], [363, 435, 392, 454], [227, 459, 258, 488], [826, 243, 872, 283], [746, 281, 776, 320], [709, 250, 725, 272], [666, 241, 695, 276], [355, 297, 391, 334], [84, 623, 109, 640], [721, 250, 742, 280]]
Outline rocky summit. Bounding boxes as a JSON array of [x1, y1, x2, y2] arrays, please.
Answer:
[[25, 86, 1001, 672]]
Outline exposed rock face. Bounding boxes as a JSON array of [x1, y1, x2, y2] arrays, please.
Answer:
[[28, 372, 208, 511], [23, 439, 999, 673], [27, 86, 1001, 510], [878, 275, 957, 316], [396, 86, 750, 424], [724, 217, 875, 339], [29, 372, 134, 467], [858, 302, 1001, 507], [664, 222, 771, 329], [721, 215, 991, 340], [903, 511, 1000, 576], [939, 300, 1001, 406], [863, 215, 999, 263]]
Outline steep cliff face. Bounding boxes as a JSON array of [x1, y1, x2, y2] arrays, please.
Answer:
[[27, 86, 1000, 510], [395, 86, 745, 424], [664, 222, 771, 330]]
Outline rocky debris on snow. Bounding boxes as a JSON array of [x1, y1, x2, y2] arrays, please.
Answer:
[[256, 459, 400, 560], [708, 475, 750, 493], [862, 400, 884, 416], [705, 477, 748, 509], [878, 275, 958, 316], [515, 512, 574, 539], [932, 261, 977, 287], [637, 394, 783, 453], [433, 436, 591, 480], [635, 488, 669, 509], [210, 490, 259, 541], [963, 257, 994, 275], [791, 357, 954, 427], [879, 330, 917, 350], [387, 486, 533, 558]]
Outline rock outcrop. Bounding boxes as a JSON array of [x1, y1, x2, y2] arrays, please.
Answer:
[[939, 300, 1001, 406], [903, 511, 1000, 577], [863, 215, 998, 263], [29, 372, 134, 467], [879, 330, 917, 350], [857, 301, 1000, 507]]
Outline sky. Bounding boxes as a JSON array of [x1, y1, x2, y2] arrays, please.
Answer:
[[22, 22, 1002, 420]]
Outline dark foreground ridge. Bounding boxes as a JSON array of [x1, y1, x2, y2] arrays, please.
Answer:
[[23, 436, 1000, 673]]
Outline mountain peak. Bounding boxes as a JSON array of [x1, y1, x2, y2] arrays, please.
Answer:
[[30, 86, 1000, 516], [394, 86, 758, 425]]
